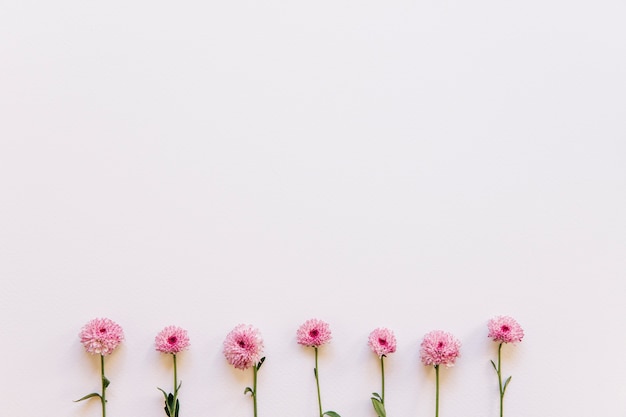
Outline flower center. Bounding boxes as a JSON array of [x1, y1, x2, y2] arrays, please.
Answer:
[[437, 341, 444, 349], [309, 329, 319, 338], [378, 338, 387, 346], [99, 328, 107, 334], [168, 336, 177, 345], [238, 340, 246, 348], [501, 325, 510, 333]]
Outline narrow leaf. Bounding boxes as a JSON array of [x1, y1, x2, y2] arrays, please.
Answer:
[[257, 356, 266, 371], [174, 398, 180, 417], [324, 411, 341, 417], [103, 377, 110, 388], [371, 397, 386, 417], [162, 392, 176, 417], [74, 392, 101, 402], [157, 387, 169, 401], [371, 392, 382, 400], [490, 360, 497, 372], [503, 376, 512, 394], [244, 387, 253, 396]]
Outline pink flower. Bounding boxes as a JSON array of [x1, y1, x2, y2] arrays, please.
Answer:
[[223, 324, 264, 370], [79, 317, 124, 356], [420, 330, 461, 367], [155, 325, 190, 354], [368, 327, 397, 358], [296, 318, 332, 347], [488, 316, 524, 344]]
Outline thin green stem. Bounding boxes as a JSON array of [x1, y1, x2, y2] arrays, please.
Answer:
[[100, 355, 107, 417], [434, 365, 439, 417], [253, 363, 258, 417], [497, 343, 503, 417], [170, 353, 181, 417], [315, 347, 323, 417], [173, 354, 178, 398], [380, 356, 386, 404]]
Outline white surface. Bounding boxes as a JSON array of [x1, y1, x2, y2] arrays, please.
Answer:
[[1, 1, 625, 416]]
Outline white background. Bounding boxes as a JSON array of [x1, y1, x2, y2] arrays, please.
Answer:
[[1, 1, 625, 416]]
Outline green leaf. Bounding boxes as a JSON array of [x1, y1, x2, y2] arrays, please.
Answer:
[[490, 360, 497, 372], [371, 392, 382, 400], [324, 411, 341, 417], [371, 397, 386, 417], [503, 376, 512, 395], [103, 377, 110, 388], [167, 393, 176, 410], [313, 367, 317, 378], [257, 356, 266, 371], [244, 386, 253, 396], [159, 392, 177, 417], [74, 392, 101, 402], [157, 387, 170, 401]]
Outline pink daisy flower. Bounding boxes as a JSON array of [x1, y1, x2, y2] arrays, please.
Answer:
[[420, 330, 461, 367], [155, 325, 190, 354], [298, 319, 340, 417], [223, 324, 264, 370], [79, 317, 124, 356], [488, 316, 524, 344], [368, 327, 397, 358], [296, 318, 332, 347]]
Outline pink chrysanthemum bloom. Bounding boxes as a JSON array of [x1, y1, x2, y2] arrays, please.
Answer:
[[79, 317, 124, 356], [223, 324, 264, 370], [155, 325, 190, 354], [420, 330, 461, 367], [368, 327, 397, 358], [488, 316, 524, 344], [296, 318, 332, 347]]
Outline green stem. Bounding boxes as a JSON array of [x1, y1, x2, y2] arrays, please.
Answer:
[[380, 356, 385, 404], [100, 355, 106, 417], [253, 363, 258, 417], [315, 347, 323, 417], [170, 353, 180, 417], [434, 365, 439, 417], [497, 343, 503, 417], [173, 354, 178, 398]]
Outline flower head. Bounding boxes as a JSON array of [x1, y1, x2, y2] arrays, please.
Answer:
[[488, 316, 524, 344], [420, 330, 461, 367], [296, 318, 332, 347], [155, 325, 190, 354], [223, 324, 264, 370], [368, 327, 397, 358], [79, 317, 124, 356]]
